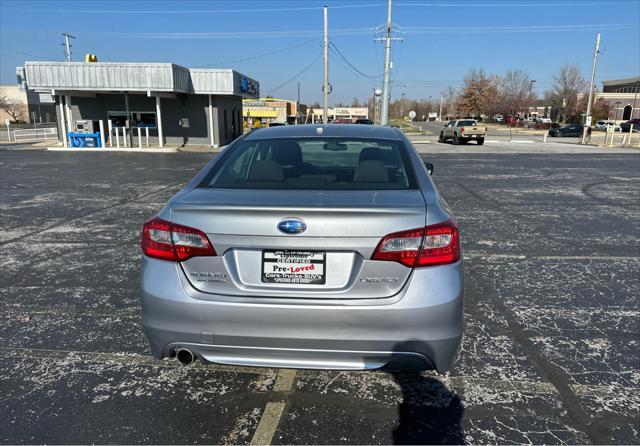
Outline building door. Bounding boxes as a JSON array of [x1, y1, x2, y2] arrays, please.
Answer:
[[622, 105, 632, 120]]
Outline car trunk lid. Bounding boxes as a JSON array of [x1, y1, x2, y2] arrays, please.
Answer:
[[171, 188, 426, 299]]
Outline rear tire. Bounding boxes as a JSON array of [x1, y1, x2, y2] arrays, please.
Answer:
[[477, 138, 484, 145], [438, 133, 444, 143], [453, 134, 459, 145]]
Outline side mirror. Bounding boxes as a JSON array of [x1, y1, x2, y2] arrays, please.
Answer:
[[424, 162, 434, 176]]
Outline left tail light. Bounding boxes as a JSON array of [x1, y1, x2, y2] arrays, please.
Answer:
[[371, 218, 460, 267], [141, 217, 216, 262]]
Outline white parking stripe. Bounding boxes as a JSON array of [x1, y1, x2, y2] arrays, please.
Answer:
[[273, 369, 297, 393], [249, 402, 286, 445]]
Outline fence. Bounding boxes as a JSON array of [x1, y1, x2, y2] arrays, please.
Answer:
[[2, 122, 58, 143], [12, 127, 58, 143]]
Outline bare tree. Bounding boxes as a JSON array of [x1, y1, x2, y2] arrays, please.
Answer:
[[498, 69, 532, 117], [443, 86, 457, 119], [351, 97, 361, 108], [0, 96, 27, 122], [546, 64, 587, 123]]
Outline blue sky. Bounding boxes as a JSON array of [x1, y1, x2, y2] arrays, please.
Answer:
[[1, 0, 639, 104]]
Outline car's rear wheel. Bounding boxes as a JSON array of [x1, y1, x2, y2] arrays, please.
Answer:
[[438, 133, 444, 143], [453, 134, 459, 145], [477, 138, 484, 145]]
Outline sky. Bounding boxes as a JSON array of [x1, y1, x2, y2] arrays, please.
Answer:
[[1, 0, 639, 104]]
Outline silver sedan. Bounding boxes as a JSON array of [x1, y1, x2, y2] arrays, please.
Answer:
[[140, 124, 463, 372]]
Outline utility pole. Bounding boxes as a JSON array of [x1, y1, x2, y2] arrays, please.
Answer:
[[439, 95, 444, 121], [297, 82, 301, 124], [400, 92, 405, 119], [379, 0, 393, 126], [582, 33, 600, 144], [529, 80, 536, 118], [323, 5, 329, 124], [61, 32, 75, 62]]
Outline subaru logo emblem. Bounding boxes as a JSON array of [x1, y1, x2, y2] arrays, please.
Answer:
[[277, 218, 306, 235]]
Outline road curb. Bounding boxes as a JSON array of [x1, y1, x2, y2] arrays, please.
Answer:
[[47, 147, 179, 153]]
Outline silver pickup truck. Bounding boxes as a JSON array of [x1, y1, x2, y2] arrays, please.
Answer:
[[438, 119, 487, 145]]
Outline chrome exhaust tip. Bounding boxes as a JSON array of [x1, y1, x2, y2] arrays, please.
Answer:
[[175, 348, 195, 366]]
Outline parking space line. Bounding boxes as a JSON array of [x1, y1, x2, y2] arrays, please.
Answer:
[[249, 402, 286, 445], [465, 253, 640, 261], [0, 346, 267, 375], [273, 369, 297, 393], [0, 182, 183, 246]]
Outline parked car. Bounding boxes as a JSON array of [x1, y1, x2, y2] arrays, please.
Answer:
[[594, 120, 621, 131], [536, 116, 552, 124], [548, 124, 585, 137], [268, 122, 286, 127], [355, 118, 373, 125], [140, 124, 463, 372], [331, 119, 352, 124], [493, 114, 504, 123], [620, 119, 640, 133], [439, 119, 487, 145]]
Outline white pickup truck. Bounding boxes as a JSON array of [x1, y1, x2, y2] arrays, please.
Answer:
[[438, 119, 487, 145]]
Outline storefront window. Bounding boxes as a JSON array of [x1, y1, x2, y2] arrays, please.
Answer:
[[107, 111, 157, 128]]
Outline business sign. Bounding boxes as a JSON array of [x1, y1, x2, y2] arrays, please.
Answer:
[[241, 76, 259, 97]]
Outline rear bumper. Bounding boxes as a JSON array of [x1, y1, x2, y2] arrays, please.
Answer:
[[140, 257, 464, 372]]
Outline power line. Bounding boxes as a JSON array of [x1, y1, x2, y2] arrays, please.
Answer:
[[0, 47, 57, 60], [191, 38, 321, 68], [400, 23, 638, 34], [328, 42, 382, 79], [3, 3, 388, 14], [267, 50, 324, 96], [4, 22, 636, 40], [395, 1, 637, 6]]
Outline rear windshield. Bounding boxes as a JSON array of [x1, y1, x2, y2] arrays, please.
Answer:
[[457, 120, 477, 126], [200, 137, 416, 190]]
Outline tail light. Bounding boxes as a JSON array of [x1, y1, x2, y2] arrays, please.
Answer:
[[371, 219, 460, 267], [141, 217, 216, 262], [460, 127, 465, 133]]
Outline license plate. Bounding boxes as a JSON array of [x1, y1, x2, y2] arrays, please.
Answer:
[[262, 250, 326, 284], [471, 134, 477, 137]]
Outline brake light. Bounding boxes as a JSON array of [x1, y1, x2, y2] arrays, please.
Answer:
[[460, 127, 465, 133], [141, 217, 216, 262], [371, 219, 460, 267]]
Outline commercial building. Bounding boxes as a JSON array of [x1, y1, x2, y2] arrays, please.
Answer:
[[598, 77, 640, 122], [16, 61, 259, 147], [242, 97, 307, 127], [310, 107, 368, 123], [0, 84, 55, 124]]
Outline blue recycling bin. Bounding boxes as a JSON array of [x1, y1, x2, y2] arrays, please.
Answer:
[[67, 132, 102, 148]]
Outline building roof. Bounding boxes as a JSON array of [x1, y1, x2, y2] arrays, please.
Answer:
[[17, 61, 259, 97], [245, 124, 402, 140], [602, 77, 640, 87]]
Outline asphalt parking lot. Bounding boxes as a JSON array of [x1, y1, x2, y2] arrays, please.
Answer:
[[1, 143, 638, 444]]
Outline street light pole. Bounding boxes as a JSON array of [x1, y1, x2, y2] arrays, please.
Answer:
[[614, 101, 622, 122]]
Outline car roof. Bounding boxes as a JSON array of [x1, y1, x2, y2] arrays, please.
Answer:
[[244, 124, 403, 141]]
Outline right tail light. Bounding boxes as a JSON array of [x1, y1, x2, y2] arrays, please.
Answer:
[[371, 218, 460, 267]]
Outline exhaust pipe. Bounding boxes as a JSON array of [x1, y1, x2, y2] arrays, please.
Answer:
[[175, 348, 195, 366]]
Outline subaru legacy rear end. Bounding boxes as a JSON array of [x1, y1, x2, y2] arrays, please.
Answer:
[[140, 124, 463, 371]]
